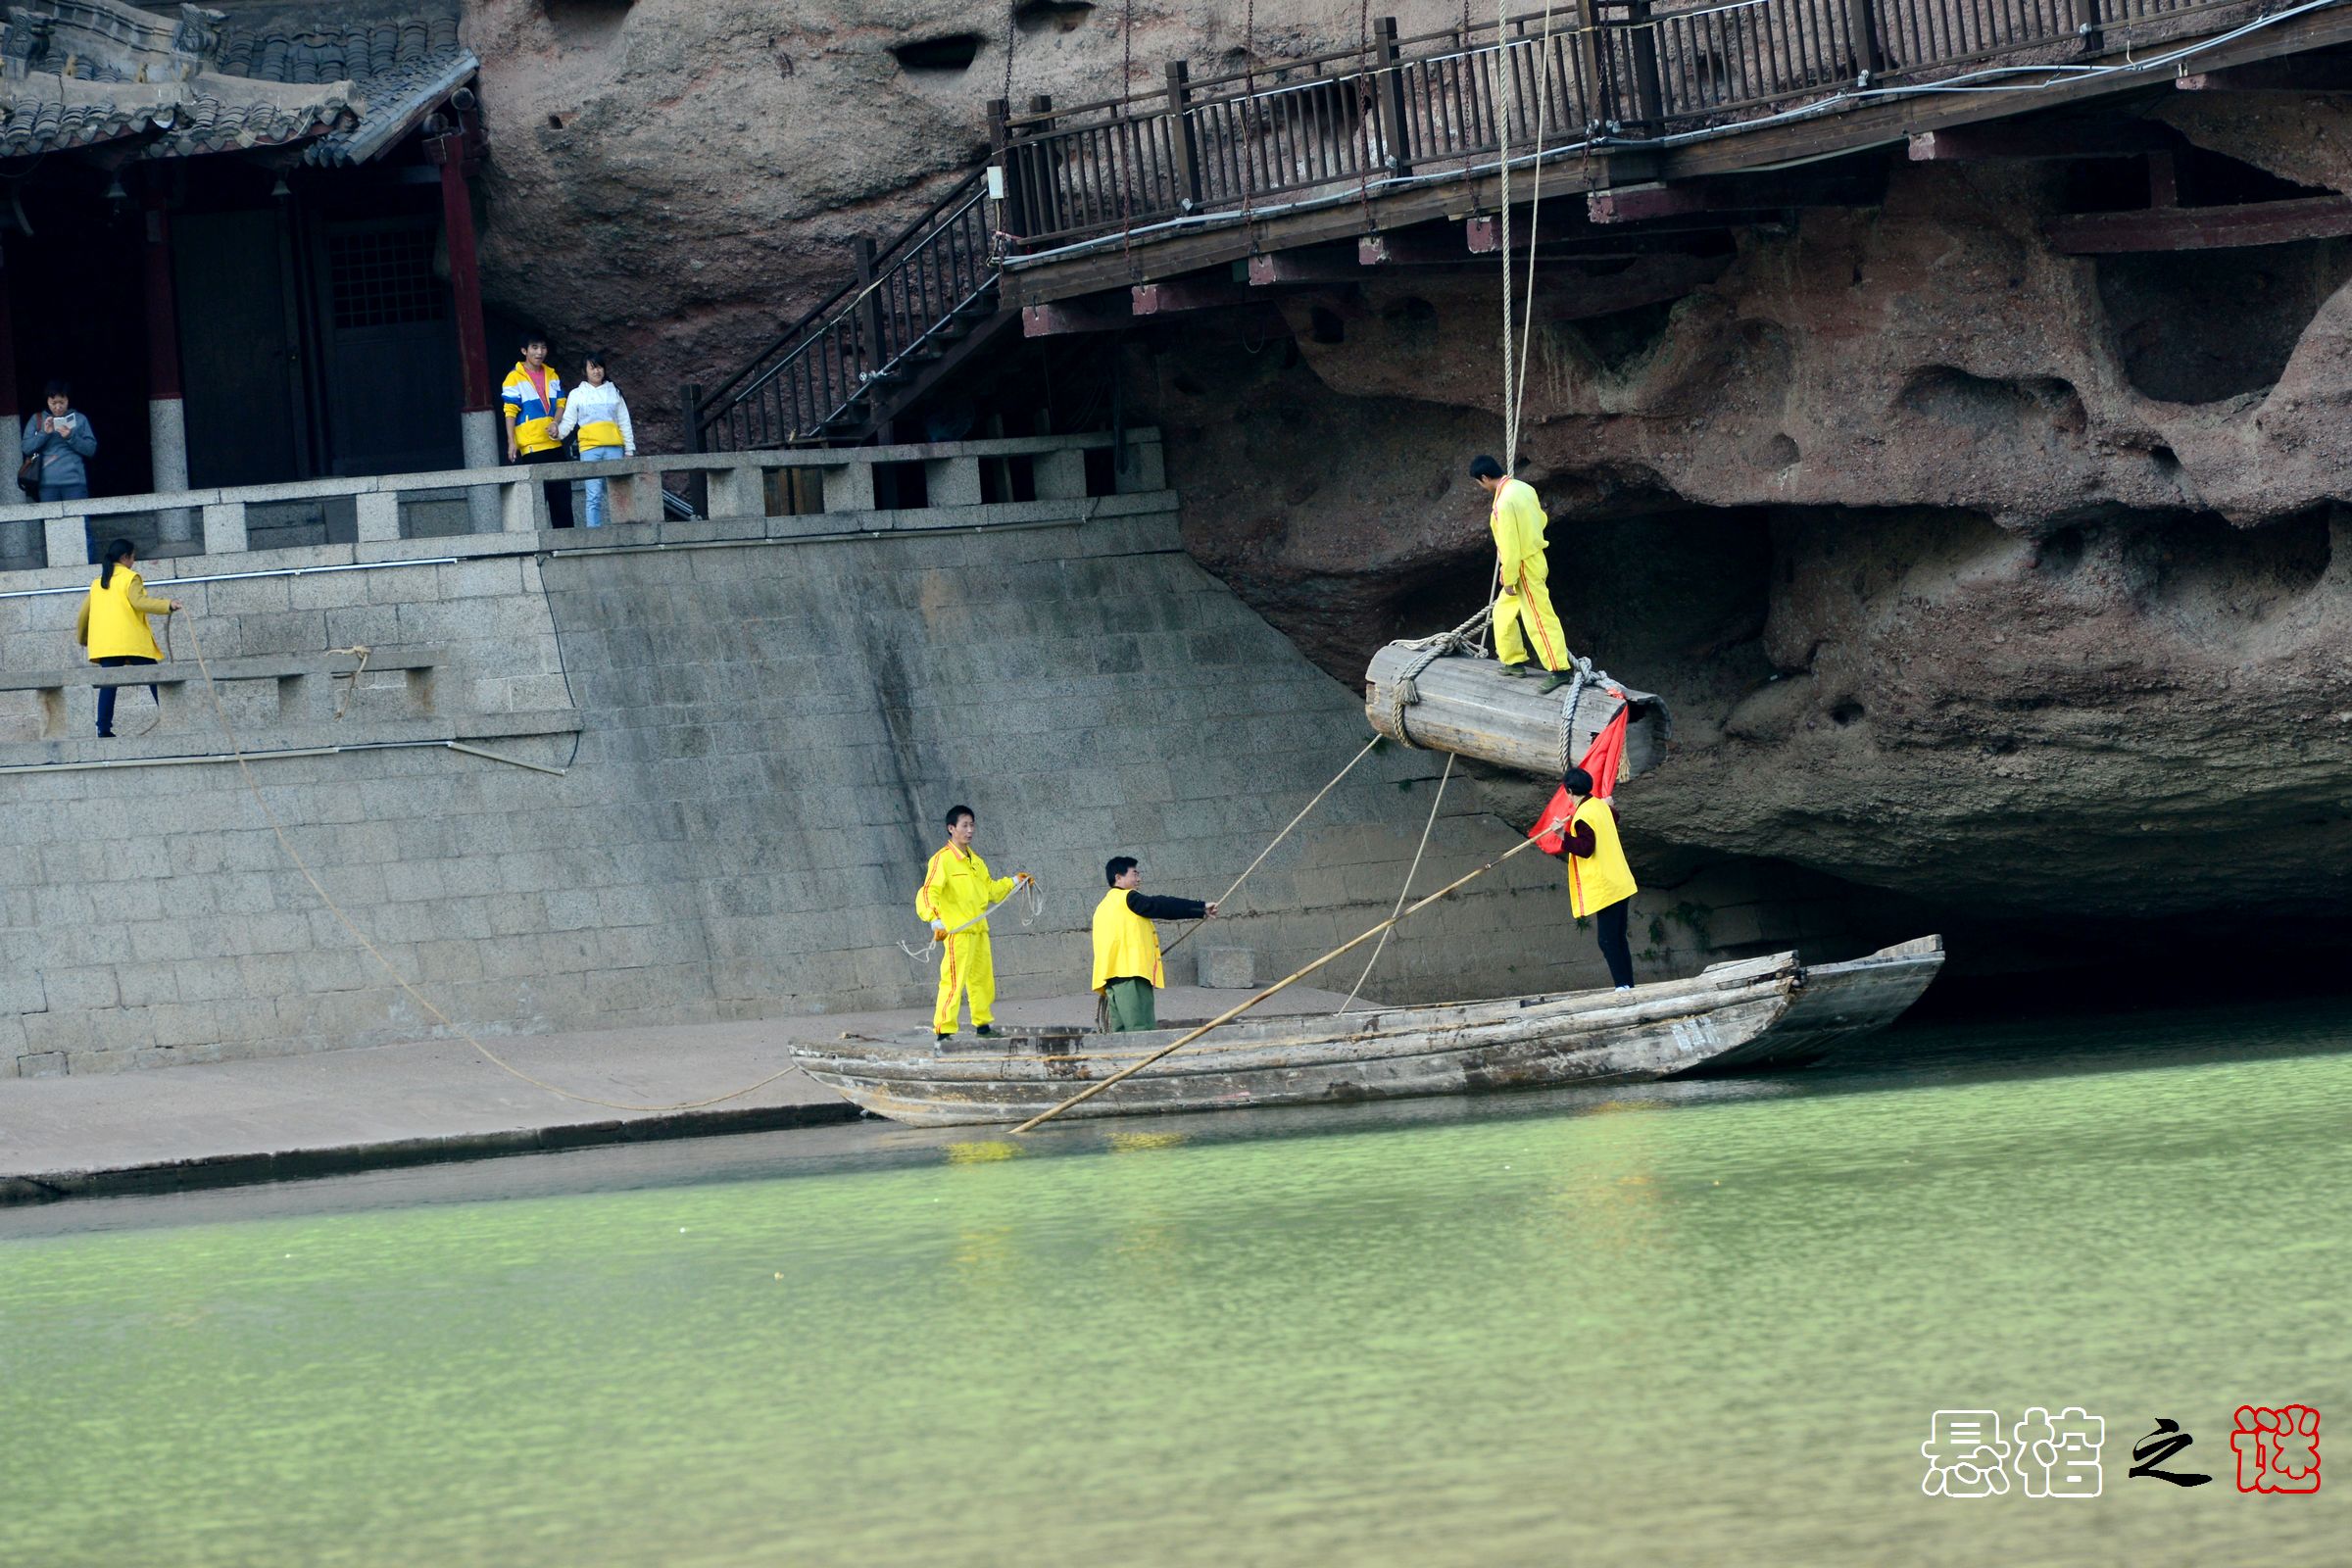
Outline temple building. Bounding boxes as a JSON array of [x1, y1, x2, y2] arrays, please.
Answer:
[[0, 0, 489, 558]]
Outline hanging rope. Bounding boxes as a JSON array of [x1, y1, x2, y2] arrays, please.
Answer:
[[1239, 0, 1259, 251], [175, 613, 810, 1115], [1118, 0, 1139, 275], [1162, 735, 1380, 959], [1336, 753, 1452, 1012]]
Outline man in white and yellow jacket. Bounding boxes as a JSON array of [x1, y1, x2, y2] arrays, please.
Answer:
[[502, 334, 572, 528], [1559, 765, 1639, 992], [1092, 856, 1217, 1032], [916, 805, 1033, 1040]]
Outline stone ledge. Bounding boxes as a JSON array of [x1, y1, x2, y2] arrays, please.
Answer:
[[0, 710, 582, 772]]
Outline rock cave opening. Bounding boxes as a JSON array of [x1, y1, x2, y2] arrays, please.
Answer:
[[1014, 0, 1098, 33], [2097, 238, 2352, 404], [540, 0, 632, 41], [892, 33, 987, 74]]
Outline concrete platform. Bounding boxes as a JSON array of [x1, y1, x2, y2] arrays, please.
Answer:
[[0, 986, 1368, 1203]]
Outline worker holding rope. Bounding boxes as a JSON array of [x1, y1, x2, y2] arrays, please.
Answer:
[[915, 805, 1034, 1042], [1470, 455, 1572, 694], [1092, 856, 1219, 1033]]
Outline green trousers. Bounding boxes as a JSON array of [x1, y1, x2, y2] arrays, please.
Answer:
[[1102, 976, 1158, 1032]]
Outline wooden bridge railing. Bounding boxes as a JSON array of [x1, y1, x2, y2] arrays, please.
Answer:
[[994, 0, 2251, 252]]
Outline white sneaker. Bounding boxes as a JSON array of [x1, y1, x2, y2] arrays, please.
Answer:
[[1614, 985, 1633, 993]]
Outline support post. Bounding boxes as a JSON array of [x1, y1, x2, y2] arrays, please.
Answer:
[[43, 513, 87, 569], [1166, 64, 1203, 210], [0, 237, 25, 565], [1844, 0, 1883, 79], [1572, 0, 1609, 131], [200, 501, 248, 555], [1625, 0, 1665, 131], [677, 382, 708, 517], [431, 129, 503, 536], [2078, 0, 2103, 54], [853, 236, 888, 429], [1373, 18, 1411, 175], [141, 191, 193, 546]]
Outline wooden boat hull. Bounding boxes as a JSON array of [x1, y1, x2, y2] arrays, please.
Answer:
[[790, 937, 1944, 1128]]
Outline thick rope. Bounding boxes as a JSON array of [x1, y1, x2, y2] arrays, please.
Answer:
[[176, 613, 809, 1114], [1337, 753, 1453, 1013], [1163, 735, 1380, 958]]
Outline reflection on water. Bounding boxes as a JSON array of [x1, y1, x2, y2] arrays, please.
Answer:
[[6, 999, 2352, 1567]]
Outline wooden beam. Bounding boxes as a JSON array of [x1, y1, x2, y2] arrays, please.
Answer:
[[1358, 230, 1477, 266], [2175, 54, 2352, 92], [2043, 194, 2352, 253], [1907, 120, 2176, 162], [1020, 296, 1133, 335], [1131, 277, 1258, 314], [1247, 249, 1362, 285], [1586, 167, 1884, 223]]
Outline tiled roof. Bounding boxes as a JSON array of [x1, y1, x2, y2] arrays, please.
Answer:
[[0, 0, 471, 165]]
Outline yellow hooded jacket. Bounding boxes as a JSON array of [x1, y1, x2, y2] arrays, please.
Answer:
[[916, 845, 1015, 932], [1565, 797, 1639, 918]]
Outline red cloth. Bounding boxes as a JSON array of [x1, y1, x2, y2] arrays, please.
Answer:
[[1529, 701, 1630, 854]]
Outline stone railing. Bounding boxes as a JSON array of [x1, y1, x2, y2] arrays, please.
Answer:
[[0, 429, 1165, 581]]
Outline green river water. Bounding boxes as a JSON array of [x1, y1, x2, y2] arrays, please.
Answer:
[[4, 997, 2349, 1567]]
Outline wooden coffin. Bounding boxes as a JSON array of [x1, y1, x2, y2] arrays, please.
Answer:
[[1363, 641, 1673, 779]]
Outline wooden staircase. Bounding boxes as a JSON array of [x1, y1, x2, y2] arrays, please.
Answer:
[[686, 169, 1011, 451]]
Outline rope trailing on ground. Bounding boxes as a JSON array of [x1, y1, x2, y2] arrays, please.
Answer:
[[1336, 752, 1452, 1013], [1010, 807, 1571, 1134], [1162, 735, 1381, 959], [177, 614, 808, 1114]]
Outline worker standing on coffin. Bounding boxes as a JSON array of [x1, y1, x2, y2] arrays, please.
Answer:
[[916, 804, 1033, 1042], [1559, 765, 1639, 992], [1092, 856, 1219, 1032], [1470, 454, 1573, 694]]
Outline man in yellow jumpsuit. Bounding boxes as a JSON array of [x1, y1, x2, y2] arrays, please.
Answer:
[[1558, 765, 1639, 992], [915, 804, 1033, 1041], [1470, 454, 1572, 694]]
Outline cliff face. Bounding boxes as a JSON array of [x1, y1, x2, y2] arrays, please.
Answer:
[[466, 4, 2352, 925]]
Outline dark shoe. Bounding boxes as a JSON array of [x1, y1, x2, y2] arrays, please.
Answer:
[[96, 731, 114, 738], [1496, 662, 1531, 678], [974, 1025, 995, 1038], [936, 1031, 954, 1043], [1538, 670, 1574, 695]]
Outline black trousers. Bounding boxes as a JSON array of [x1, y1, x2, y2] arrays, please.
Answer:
[[515, 446, 576, 528], [95, 655, 158, 736], [1593, 902, 1635, 989]]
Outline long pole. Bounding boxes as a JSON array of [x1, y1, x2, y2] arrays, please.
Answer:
[[1010, 816, 1565, 1134]]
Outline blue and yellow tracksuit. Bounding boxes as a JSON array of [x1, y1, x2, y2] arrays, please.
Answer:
[[917, 845, 1016, 1035], [501, 363, 566, 455]]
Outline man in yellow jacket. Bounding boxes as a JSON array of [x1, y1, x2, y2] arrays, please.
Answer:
[[1092, 857, 1219, 1032], [1470, 454, 1572, 694], [916, 805, 1033, 1041], [502, 333, 574, 528], [74, 538, 178, 738], [1558, 765, 1639, 992]]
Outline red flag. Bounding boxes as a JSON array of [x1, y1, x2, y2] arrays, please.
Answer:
[[1528, 697, 1630, 853]]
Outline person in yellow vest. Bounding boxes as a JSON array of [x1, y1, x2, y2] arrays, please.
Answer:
[[1559, 765, 1639, 992], [1092, 857, 1219, 1032], [915, 805, 1034, 1041], [501, 333, 574, 528], [73, 537, 178, 738], [1470, 454, 1572, 694]]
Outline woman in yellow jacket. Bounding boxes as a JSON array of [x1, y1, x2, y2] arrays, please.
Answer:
[[74, 538, 178, 738], [1559, 764, 1639, 992]]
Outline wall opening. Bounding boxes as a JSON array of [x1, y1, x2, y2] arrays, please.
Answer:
[[892, 33, 986, 74]]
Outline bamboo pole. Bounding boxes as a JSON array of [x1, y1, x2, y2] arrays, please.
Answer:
[[1009, 813, 1567, 1134]]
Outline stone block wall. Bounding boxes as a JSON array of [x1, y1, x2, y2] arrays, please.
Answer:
[[0, 480, 1862, 1078]]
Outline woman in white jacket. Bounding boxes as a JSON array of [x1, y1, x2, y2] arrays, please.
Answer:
[[555, 351, 636, 527]]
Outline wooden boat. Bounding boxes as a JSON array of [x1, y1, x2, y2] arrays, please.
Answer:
[[789, 936, 1944, 1128], [1362, 640, 1674, 779]]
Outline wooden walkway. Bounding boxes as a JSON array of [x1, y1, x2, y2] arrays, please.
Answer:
[[687, 0, 2352, 447]]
